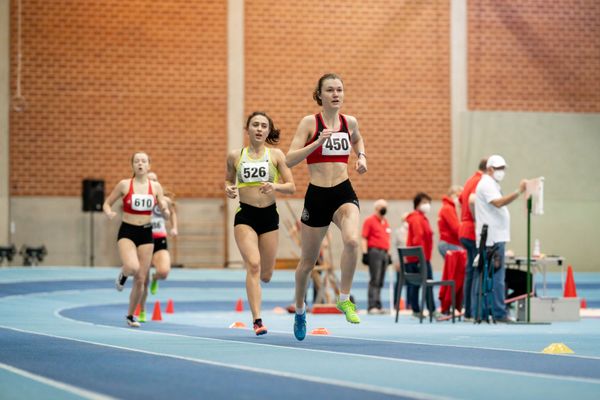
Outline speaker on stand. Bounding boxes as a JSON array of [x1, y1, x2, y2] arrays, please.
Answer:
[[82, 179, 105, 267]]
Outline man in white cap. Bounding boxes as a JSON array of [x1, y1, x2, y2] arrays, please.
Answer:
[[473, 155, 527, 322]]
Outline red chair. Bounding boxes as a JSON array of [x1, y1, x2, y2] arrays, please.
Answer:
[[439, 250, 467, 315]]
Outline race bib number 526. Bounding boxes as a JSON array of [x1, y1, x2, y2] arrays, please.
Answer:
[[240, 161, 269, 183]]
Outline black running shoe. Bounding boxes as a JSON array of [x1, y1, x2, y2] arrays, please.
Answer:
[[115, 272, 127, 291]]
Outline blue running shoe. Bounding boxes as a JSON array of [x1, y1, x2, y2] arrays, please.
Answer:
[[293, 311, 306, 341]]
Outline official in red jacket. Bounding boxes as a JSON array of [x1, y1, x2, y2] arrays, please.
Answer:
[[404, 192, 436, 316], [437, 185, 463, 257], [458, 158, 487, 320], [361, 199, 391, 314]]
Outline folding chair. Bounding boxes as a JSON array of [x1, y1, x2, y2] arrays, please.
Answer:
[[394, 246, 456, 323]]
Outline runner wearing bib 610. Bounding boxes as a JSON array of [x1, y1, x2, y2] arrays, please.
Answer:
[[103, 152, 170, 328]]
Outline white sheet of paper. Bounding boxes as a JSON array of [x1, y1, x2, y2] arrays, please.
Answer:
[[526, 177, 544, 215]]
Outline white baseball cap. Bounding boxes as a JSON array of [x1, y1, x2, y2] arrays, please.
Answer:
[[486, 155, 507, 168]]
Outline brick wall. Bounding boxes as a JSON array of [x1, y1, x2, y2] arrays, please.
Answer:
[[469, 0, 600, 112], [9, 0, 227, 197], [245, 0, 451, 200]]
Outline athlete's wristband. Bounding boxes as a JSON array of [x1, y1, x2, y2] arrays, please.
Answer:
[[358, 152, 367, 159]]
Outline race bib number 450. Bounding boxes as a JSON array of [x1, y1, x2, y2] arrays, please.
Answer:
[[322, 132, 351, 156], [240, 161, 269, 183], [131, 194, 154, 211]]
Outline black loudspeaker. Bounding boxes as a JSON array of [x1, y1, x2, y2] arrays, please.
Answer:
[[82, 179, 105, 212]]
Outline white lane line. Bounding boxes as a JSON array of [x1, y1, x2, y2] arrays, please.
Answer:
[[52, 311, 600, 386], [0, 325, 444, 400], [0, 362, 116, 400]]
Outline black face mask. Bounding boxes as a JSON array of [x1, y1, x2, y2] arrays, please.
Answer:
[[379, 208, 387, 216]]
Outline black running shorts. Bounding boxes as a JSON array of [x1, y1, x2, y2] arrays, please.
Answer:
[[234, 202, 279, 235], [301, 179, 360, 227]]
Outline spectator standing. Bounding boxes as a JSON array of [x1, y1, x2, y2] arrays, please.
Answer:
[[458, 158, 487, 321], [361, 199, 391, 314]]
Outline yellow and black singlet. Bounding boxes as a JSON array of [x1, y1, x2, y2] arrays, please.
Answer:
[[236, 147, 279, 188]]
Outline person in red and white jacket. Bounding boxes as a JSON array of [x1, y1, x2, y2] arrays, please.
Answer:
[[437, 185, 463, 258]]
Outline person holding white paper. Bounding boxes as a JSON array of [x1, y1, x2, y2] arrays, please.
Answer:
[[474, 155, 527, 322]]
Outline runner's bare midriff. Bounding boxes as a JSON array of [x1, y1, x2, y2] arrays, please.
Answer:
[[308, 162, 349, 187], [238, 186, 276, 208], [122, 212, 152, 226]]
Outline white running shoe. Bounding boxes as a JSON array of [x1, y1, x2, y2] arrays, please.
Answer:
[[126, 315, 140, 328]]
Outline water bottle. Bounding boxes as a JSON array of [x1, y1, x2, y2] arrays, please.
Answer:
[[533, 239, 541, 258]]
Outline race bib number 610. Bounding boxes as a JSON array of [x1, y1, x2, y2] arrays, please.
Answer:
[[131, 194, 154, 211]]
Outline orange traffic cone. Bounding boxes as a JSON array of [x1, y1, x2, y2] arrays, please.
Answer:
[[563, 265, 577, 298], [580, 298, 587, 309], [399, 298, 406, 310], [235, 298, 244, 312], [152, 301, 162, 321], [165, 299, 174, 314], [134, 303, 141, 316]]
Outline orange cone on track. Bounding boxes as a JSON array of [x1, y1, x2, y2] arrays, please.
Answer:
[[229, 321, 246, 329], [152, 301, 163, 321], [310, 328, 330, 335], [563, 265, 577, 298], [134, 304, 141, 316], [165, 299, 174, 314], [580, 298, 587, 309], [235, 298, 244, 312]]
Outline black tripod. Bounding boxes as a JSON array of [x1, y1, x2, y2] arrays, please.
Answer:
[[475, 224, 496, 324]]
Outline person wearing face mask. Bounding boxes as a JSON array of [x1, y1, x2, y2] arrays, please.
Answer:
[[458, 158, 487, 322], [405, 192, 437, 318], [361, 199, 391, 314], [437, 185, 463, 257], [473, 155, 527, 322]]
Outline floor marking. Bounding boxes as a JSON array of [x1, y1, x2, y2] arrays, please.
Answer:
[[0, 325, 444, 400], [52, 311, 600, 386], [0, 362, 116, 400]]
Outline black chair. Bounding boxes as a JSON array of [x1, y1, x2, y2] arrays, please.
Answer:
[[394, 246, 456, 323]]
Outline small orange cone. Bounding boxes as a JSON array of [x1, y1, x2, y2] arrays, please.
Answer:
[[229, 321, 246, 329], [152, 301, 162, 321], [580, 298, 587, 309], [399, 298, 406, 310], [235, 298, 244, 312], [563, 265, 577, 298], [165, 299, 174, 314], [134, 304, 141, 316], [310, 327, 330, 335]]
